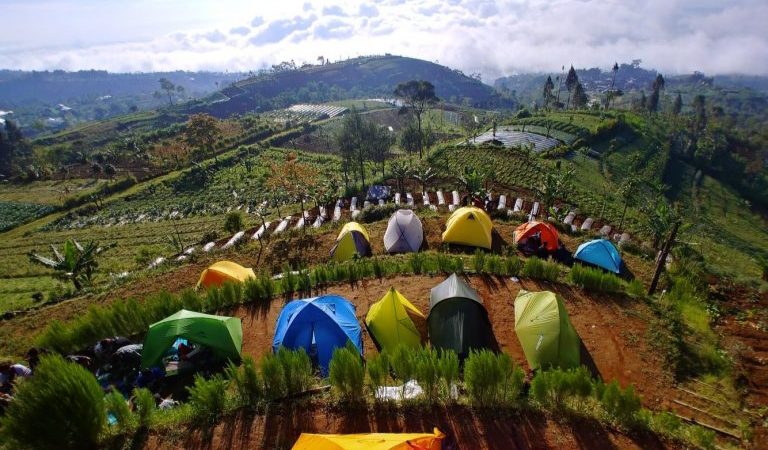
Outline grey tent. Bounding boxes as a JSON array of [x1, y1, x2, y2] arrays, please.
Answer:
[[427, 274, 494, 359], [383, 209, 424, 253]]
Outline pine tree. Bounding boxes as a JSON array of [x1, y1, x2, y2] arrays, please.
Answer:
[[542, 76, 555, 110], [647, 74, 665, 113], [573, 82, 588, 109], [565, 66, 578, 109], [672, 93, 682, 116]]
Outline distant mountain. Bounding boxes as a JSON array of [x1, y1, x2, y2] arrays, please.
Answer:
[[190, 55, 511, 118]]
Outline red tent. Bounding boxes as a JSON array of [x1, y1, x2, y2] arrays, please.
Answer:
[[513, 221, 560, 252]]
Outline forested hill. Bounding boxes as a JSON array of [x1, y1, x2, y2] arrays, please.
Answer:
[[191, 55, 510, 118]]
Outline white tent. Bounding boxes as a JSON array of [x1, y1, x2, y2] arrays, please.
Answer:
[[383, 209, 424, 253]]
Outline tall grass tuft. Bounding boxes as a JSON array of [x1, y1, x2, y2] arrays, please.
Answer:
[[187, 374, 228, 426], [522, 257, 560, 281], [626, 279, 645, 298], [437, 350, 459, 402], [484, 254, 503, 275], [281, 264, 298, 294], [0, 355, 106, 450], [531, 367, 593, 410], [408, 252, 426, 275], [503, 255, 523, 276], [464, 349, 524, 407], [133, 387, 156, 429], [328, 341, 365, 402]]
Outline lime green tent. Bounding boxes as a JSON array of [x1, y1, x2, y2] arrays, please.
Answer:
[[514, 290, 580, 370], [365, 287, 425, 352], [141, 309, 243, 369], [331, 222, 372, 262]]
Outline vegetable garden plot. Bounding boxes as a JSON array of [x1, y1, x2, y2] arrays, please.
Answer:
[[0, 201, 56, 232], [472, 128, 562, 152]]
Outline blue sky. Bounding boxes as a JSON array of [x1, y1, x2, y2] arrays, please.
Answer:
[[1, 0, 767, 77]]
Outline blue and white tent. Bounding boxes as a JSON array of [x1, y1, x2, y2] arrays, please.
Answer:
[[272, 295, 362, 374], [573, 239, 623, 274], [366, 185, 391, 201]]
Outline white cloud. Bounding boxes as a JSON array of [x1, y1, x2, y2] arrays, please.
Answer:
[[0, 0, 766, 77]]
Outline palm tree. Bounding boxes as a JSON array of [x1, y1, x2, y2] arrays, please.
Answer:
[[28, 240, 115, 291]]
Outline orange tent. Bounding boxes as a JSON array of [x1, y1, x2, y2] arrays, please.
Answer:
[[197, 261, 255, 288], [513, 221, 560, 252]]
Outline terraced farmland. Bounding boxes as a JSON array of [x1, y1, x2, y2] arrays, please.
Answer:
[[473, 128, 562, 151]]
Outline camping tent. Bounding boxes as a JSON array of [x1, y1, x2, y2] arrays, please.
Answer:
[[292, 428, 444, 450], [197, 261, 255, 288], [273, 295, 362, 374], [514, 290, 580, 370], [428, 274, 493, 358], [383, 209, 423, 253], [441, 207, 493, 249], [366, 185, 391, 201], [365, 287, 425, 352], [574, 239, 623, 274], [513, 221, 560, 253], [331, 222, 372, 262], [141, 310, 242, 369]]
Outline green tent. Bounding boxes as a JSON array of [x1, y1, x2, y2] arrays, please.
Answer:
[[514, 290, 580, 370], [141, 309, 243, 369]]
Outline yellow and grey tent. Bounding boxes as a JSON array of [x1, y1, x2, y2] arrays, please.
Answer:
[[441, 206, 493, 249], [197, 261, 255, 289], [365, 287, 425, 352], [292, 428, 445, 450], [330, 222, 372, 262]]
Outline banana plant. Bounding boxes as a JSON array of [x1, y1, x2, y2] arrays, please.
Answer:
[[28, 240, 115, 291]]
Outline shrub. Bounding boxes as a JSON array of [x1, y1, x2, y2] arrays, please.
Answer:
[[180, 288, 204, 312], [281, 264, 298, 294], [452, 256, 465, 274], [437, 350, 459, 402], [104, 390, 134, 432], [187, 374, 228, 426], [329, 341, 365, 402], [226, 357, 262, 407], [412, 347, 441, 403], [651, 411, 682, 437], [221, 281, 243, 306], [359, 204, 397, 223], [366, 351, 390, 398], [569, 264, 623, 293], [522, 257, 560, 281], [472, 249, 486, 274], [687, 425, 716, 450], [599, 380, 641, 426], [276, 347, 313, 395], [243, 277, 264, 303], [372, 258, 384, 279], [224, 211, 245, 233], [260, 352, 286, 400], [464, 350, 523, 407], [0, 355, 106, 450], [531, 367, 592, 409], [484, 254, 503, 275], [133, 387, 156, 429], [436, 253, 454, 274]]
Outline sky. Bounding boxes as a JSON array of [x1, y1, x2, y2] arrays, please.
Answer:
[[1, 0, 767, 79]]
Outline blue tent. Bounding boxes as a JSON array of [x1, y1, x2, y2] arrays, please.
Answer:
[[272, 295, 363, 374], [574, 239, 623, 274], [366, 185, 391, 201]]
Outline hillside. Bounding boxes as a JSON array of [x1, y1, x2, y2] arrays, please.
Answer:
[[193, 55, 510, 118]]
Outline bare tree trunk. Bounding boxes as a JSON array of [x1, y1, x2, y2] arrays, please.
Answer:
[[648, 221, 680, 296]]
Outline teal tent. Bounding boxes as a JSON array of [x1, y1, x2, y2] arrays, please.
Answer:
[[141, 310, 242, 369], [574, 239, 623, 274]]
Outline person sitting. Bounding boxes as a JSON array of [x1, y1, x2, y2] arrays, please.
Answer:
[[25, 347, 48, 371], [111, 344, 143, 378], [136, 367, 165, 390], [95, 337, 131, 365], [0, 361, 32, 396]]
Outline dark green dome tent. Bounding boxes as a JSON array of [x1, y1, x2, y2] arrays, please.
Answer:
[[427, 274, 493, 359], [514, 290, 580, 370], [141, 310, 243, 369]]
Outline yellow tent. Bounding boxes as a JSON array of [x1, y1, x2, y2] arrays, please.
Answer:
[[331, 222, 372, 262], [197, 261, 255, 288], [292, 428, 444, 450], [441, 206, 493, 249], [365, 287, 425, 352]]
